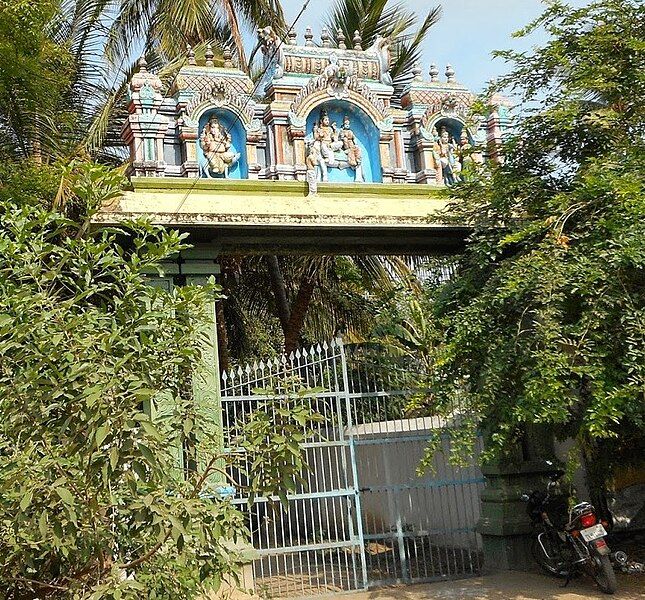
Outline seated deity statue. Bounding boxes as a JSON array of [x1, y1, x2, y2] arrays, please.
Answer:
[[309, 110, 364, 184], [199, 115, 240, 178], [338, 115, 362, 169]]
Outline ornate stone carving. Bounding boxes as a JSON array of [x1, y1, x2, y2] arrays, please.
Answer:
[[440, 95, 460, 117], [305, 142, 319, 196], [436, 126, 459, 185], [288, 111, 307, 129], [418, 93, 474, 142], [130, 57, 162, 94], [457, 128, 483, 172], [139, 82, 157, 101], [338, 115, 362, 169], [290, 63, 390, 123], [413, 90, 473, 119], [175, 69, 252, 97], [365, 35, 392, 86], [376, 115, 394, 132], [186, 83, 258, 129], [258, 26, 285, 80], [323, 55, 354, 98], [306, 109, 364, 191], [282, 48, 380, 80]]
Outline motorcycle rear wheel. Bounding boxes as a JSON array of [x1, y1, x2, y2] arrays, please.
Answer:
[[588, 554, 617, 595], [532, 534, 570, 578]]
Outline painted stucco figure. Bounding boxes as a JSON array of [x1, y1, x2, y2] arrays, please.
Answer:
[[367, 36, 393, 86], [123, 28, 512, 184], [199, 115, 240, 178], [436, 126, 458, 185], [457, 129, 483, 177], [339, 115, 362, 169], [309, 109, 364, 186], [305, 142, 320, 196]]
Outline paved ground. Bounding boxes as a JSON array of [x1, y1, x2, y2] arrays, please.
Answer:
[[339, 572, 644, 600]]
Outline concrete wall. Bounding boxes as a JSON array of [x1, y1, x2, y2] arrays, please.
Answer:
[[354, 419, 484, 550]]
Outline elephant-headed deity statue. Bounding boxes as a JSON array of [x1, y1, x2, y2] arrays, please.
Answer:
[[199, 114, 240, 178]]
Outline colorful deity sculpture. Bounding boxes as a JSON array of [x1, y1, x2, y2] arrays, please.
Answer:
[[199, 115, 240, 178], [435, 126, 458, 185], [338, 115, 362, 169], [309, 110, 364, 185], [458, 129, 484, 174]]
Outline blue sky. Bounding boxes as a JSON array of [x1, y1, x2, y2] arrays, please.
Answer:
[[278, 0, 591, 93]]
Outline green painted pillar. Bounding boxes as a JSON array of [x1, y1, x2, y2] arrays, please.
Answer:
[[186, 275, 225, 488], [143, 275, 185, 475], [477, 426, 560, 572], [144, 270, 224, 485], [477, 460, 558, 571]]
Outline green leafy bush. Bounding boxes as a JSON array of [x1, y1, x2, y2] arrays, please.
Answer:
[[0, 162, 313, 598], [418, 0, 644, 479]]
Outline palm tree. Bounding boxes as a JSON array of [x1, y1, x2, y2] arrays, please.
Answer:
[[325, 0, 441, 98], [0, 0, 111, 162], [0, 0, 288, 162], [104, 0, 286, 72], [215, 254, 423, 366]]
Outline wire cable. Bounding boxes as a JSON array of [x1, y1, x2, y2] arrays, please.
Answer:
[[174, 0, 311, 213]]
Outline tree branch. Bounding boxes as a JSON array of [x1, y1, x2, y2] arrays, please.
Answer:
[[265, 255, 291, 334]]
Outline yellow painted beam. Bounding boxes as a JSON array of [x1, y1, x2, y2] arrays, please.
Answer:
[[97, 178, 452, 229]]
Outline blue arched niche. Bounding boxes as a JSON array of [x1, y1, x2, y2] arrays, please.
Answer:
[[434, 117, 470, 144], [197, 108, 248, 179], [305, 101, 382, 183]]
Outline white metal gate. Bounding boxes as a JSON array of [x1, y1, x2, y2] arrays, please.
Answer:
[[220, 339, 484, 598]]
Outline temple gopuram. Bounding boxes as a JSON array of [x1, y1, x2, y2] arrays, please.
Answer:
[[98, 26, 511, 254]]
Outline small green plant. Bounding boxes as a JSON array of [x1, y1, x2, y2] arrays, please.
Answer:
[[234, 377, 325, 507]]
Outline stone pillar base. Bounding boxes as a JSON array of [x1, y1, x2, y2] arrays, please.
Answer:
[[477, 459, 562, 573]]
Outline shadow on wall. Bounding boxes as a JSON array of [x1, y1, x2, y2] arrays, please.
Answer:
[[306, 100, 382, 183]]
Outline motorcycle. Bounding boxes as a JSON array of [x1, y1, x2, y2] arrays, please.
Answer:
[[521, 470, 618, 594]]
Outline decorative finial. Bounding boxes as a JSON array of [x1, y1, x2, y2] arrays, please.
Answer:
[[412, 62, 422, 81], [337, 28, 346, 50], [288, 29, 297, 45], [429, 63, 439, 82], [445, 64, 456, 83], [304, 26, 314, 46], [353, 30, 362, 50], [223, 47, 233, 68], [321, 27, 331, 48], [137, 56, 148, 73], [205, 43, 214, 67], [187, 45, 196, 66]]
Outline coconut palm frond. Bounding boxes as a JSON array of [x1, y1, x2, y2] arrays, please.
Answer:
[[83, 63, 134, 153], [326, 0, 413, 48], [391, 5, 442, 84], [326, 0, 441, 102]]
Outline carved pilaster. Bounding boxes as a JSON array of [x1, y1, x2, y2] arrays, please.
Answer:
[[122, 57, 169, 177], [178, 120, 199, 178]]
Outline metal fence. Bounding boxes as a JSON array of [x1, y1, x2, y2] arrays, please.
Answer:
[[219, 339, 484, 598]]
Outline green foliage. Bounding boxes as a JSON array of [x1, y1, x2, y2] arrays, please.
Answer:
[[235, 378, 325, 507], [0, 162, 316, 598], [0, 0, 76, 160], [218, 254, 420, 364], [420, 0, 645, 472]]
